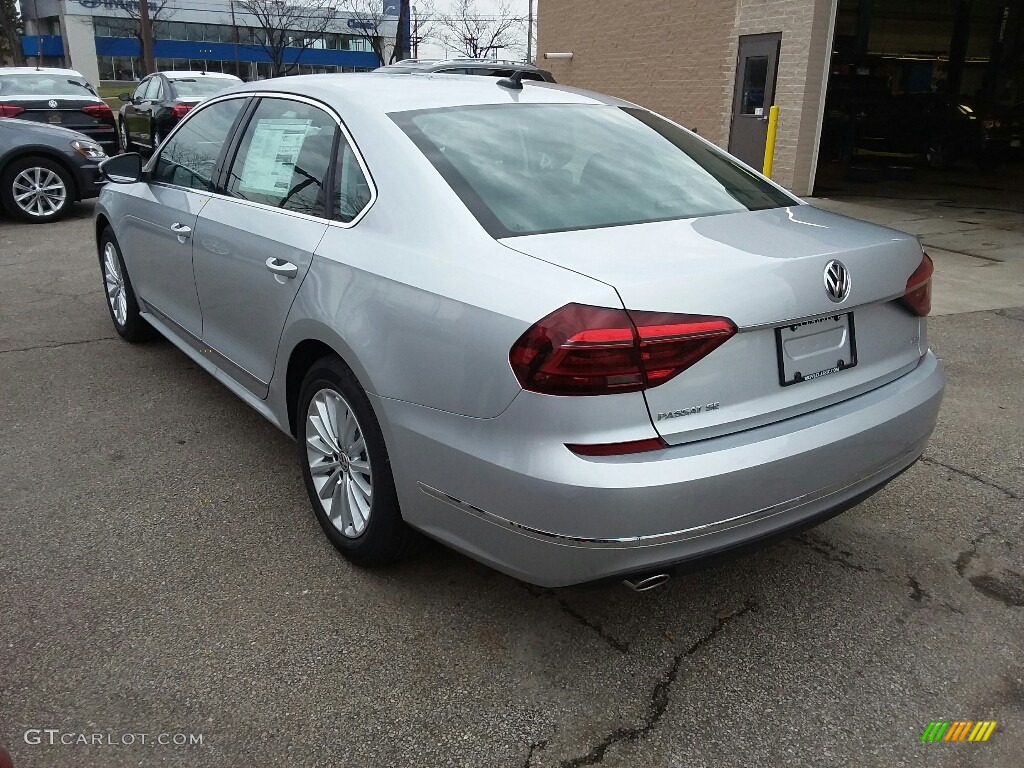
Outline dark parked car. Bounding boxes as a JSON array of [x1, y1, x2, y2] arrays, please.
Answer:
[[0, 117, 106, 222], [375, 58, 556, 82], [118, 71, 241, 153], [855, 92, 1011, 169], [0, 67, 117, 155]]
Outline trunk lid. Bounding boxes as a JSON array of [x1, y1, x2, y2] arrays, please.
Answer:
[[501, 204, 927, 444], [3, 97, 112, 131]]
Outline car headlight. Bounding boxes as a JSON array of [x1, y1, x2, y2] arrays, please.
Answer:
[[71, 139, 107, 160]]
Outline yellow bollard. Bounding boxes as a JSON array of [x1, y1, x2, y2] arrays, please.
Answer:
[[762, 105, 780, 178]]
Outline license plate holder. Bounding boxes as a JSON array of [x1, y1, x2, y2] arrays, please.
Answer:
[[48, 112, 62, 124], [775, 313, 857, 387]]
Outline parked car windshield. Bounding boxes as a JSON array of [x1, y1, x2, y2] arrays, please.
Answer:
[[0, 73, 98, 98], [170, 77, 239, 98], [393, 103, 795, 237]]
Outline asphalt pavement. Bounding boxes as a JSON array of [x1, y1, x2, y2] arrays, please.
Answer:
[[0, 196, 1022, 768]]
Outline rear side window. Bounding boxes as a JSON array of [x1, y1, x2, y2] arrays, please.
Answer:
[[152, 98, 245, 191], [392, 103, 796, 238], [225, 98, 337, 217], [333, 141, 372, 223]]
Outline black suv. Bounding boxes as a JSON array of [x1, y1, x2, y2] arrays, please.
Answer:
[[375, 59, 556, 83]]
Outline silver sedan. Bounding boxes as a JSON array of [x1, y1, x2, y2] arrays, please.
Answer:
[[93, 74, 944, 588]]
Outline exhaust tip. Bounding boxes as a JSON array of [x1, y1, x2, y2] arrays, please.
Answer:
[[622, 573, 671, 592]]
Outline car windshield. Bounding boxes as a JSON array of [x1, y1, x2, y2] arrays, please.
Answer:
[[0, 73, 97, 98], [393, 104, 795, 237], [170, 77, 238, 98]]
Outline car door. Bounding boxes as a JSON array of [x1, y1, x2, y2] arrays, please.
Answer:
[[142, 76, 165, 148], [191, 96, 337, 396], [119, 96, 248, 338], [125, 79, 150, 143]]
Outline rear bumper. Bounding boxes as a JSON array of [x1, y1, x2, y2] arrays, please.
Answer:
[[382, 351, 944, 587]]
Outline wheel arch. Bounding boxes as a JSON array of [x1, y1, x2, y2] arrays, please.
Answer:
[[284, 335, 376, 438]]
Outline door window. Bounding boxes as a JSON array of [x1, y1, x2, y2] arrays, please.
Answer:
[[152, 98, 245, 191], [225, 98, 337, 217], [145, 77, 164, 101], [133, 79, 150, 101], [333, 140, 372, 223], [740, 56, 769, 115]]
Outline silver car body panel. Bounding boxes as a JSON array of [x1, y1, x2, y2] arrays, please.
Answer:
[[94, 74, 945, 586]]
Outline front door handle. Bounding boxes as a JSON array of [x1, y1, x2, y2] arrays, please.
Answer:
[[266, 257, 298, 279], [170, 222, 192, 241]]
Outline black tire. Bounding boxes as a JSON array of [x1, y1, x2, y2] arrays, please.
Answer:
[[151, 122, 163, 154], [119, 118, 131, 153], [297, 356, 420, 566], [98, 226, 157, 342], [925, 138, 951, 169], [0, 156, 75, 223]]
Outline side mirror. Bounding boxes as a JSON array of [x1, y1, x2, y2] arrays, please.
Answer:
[[118, 92, 131, 103], [100, 153, 144, 184]]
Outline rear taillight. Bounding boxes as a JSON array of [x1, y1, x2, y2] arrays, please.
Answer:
[[509, 303, 737, 396], [172, 103, 194, 119], [82, 103, 113, 119], [0, 104, 25, 118], [900, 253, 933, 317]]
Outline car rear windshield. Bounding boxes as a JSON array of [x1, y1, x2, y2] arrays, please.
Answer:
[[392, 104, 796, 237], [0, 73, 98, 98], [170, 78, 237, 98]]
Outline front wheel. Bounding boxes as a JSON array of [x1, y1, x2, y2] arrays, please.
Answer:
[[99, 227, 156, 342], [297, 357, 420, 566], [119, 119, 131, 153], [1, 157, 74, 223]]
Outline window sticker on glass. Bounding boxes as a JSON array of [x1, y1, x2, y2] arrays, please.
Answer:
[[238, 118, 313, 197]]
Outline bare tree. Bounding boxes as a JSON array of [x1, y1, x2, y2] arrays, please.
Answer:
[[237, 0, 338, 78], [0, 0, 25, 66], [103, 1, 174, 75], [434, 0, 523, 60], [340, 0, 433, 66]]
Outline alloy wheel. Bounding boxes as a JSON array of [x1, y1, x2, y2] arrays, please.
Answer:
[[102, 242, 127, 326], [305, 389, 373, 538], [12, 166, 66, 218]]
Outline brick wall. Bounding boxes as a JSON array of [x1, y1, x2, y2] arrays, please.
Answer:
[[537, 0, 837, 195]]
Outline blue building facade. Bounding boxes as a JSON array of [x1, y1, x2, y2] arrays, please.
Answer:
[[21, 0, 398, 86]]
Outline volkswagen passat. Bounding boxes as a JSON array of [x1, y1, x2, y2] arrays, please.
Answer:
[[94, 75, 944, 587]]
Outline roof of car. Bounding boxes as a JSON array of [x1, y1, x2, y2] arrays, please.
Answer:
[[222, 72, 620, 114], [376, 58, 548, 74], [159, 70, 242, 80], [0, 66, 87, 77]]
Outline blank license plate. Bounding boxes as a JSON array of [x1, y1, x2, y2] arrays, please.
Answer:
[[775, 313, 857, 386], [48, 112, 62, 123]]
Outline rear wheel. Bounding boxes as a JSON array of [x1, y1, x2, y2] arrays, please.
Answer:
[[297, 357, 420, 566], [1, 157, 74, 223]]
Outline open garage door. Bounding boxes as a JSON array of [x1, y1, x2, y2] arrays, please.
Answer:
[[813, 0, 1022, 197]]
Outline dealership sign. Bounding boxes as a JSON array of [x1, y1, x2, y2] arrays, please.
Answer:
[[75, 0, 160, 11]]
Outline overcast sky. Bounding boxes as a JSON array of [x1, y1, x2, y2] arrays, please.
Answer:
[[416, 0, 534, 61]]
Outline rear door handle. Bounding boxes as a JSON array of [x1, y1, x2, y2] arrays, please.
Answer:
[[266, 257, 298, 279], [170, 222, 192, 241]]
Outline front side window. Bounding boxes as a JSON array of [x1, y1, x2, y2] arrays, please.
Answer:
[[225, 98, 337, 216], [152, 98, 245, 191], [393, 104, 796, 238], [133, 79, 149, 101], [145, 77, 164, 101]]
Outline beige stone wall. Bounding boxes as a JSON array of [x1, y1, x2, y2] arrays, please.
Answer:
[[537, 0, 838, 195]]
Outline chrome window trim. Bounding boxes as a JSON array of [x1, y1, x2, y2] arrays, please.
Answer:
[[145, 90, 378, 230]]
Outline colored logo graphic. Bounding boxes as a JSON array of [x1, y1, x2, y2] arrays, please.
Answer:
[[920, 720, 997, 742]]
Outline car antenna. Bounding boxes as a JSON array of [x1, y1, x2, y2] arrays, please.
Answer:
[[496, 70, 524, 91]]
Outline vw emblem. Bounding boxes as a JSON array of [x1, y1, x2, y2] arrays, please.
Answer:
[[824, 260, 851, 303], [48, 99, 59, 108]]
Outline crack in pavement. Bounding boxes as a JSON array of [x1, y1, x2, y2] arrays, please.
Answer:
[[995, 309, 1024, 324], [558, 600, 758, 767], [0, 337, 117, 355], [523, 738, 548, 768], [523, 585, 630, 654], [921, 456, 1020, 500]]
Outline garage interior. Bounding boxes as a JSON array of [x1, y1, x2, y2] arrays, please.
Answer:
[[813, 0, 1023, 196]]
